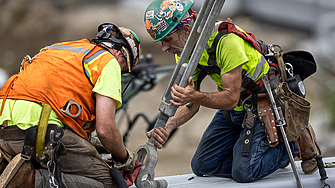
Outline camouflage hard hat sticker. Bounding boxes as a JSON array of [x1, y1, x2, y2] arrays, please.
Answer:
[[126, 37, 138, 59], [146, 10, 155, 19], [155, 10, 166, 21]]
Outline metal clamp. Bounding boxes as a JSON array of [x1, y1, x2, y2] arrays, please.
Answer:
[[285, 63, 294, 78], [241, 94, 254, 112], [266, 44, 283, 57], [61, 100, 81, 118], [135, 114, 169, 188], [135, 140, 168, 188]]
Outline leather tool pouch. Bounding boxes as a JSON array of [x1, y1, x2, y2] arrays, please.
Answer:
[[275, 82, 311, 142], [257, 93, 279, 147]]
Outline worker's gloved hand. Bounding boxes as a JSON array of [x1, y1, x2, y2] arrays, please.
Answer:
[[113, 148, 138, 173], [113, 148, 143, 187]]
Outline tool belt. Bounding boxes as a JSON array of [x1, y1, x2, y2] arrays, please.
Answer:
[[256, 75, 311, 146], [274, 82, 311, 142], [257, 93, 279, 147], [256, 50, 313, 145], [256, 83, 310, 147], [0, 104, 63, 160], [0, 125, 27, 140], [0, 124, 61, 153]]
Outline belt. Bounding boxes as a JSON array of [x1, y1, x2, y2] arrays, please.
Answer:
[[0, 125, 26, 140], [0, 124, 61, 141]]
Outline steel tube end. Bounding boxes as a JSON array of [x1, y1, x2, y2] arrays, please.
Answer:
[[153, 179, 168, 188], [139, 179, 168, 188]]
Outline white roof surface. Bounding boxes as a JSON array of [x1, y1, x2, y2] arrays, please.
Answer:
[[132, 157, 335, 188]]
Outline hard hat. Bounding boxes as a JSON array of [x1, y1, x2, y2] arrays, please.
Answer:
[[94, 23, 142, 72], [144, 0, 194, 42]]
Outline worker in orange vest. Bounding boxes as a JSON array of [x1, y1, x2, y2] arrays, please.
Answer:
[[0, 23, 141, 187]]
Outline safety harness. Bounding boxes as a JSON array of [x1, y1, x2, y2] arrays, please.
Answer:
[[196, 21, 277, 156], [196, 21, 271, 92]]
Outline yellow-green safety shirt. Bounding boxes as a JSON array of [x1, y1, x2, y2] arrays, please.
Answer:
[[0, 58, 122, 130], [175, 26, 270, 111]]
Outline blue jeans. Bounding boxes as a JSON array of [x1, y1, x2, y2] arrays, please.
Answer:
[[191, 110, 299, 183]]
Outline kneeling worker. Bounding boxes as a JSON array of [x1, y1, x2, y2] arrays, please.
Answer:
[[0, 23, 141, 187]]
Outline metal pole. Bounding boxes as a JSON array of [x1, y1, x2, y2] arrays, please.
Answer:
[[262, 75, 303, 188]]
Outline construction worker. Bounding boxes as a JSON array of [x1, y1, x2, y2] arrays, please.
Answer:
[[0, 23, 141, 187], [144, 0, 321, 183]]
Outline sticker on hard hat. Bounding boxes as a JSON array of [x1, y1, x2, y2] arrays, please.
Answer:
[[175, 3, 184, 12], [126, 38, 138, 59], [147, 29, 156, 39], [145, 20, 153, 29], [166, 11, 173, 20], [144, 0, 194, 42], [155, 10, 166, 21], [120, 28, 131, 36], [146, 10, 155, 20], [155, 20, 169, 33], [160, 0, 170, 10]]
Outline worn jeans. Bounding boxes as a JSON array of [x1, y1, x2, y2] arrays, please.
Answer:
[[191, 110, 299, 183], [0, 129, 114, 188]]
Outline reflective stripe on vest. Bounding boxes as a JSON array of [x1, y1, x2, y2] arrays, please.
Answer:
[[45, 43, 110, 85], [45, 44, 91, 54], [83, 49, 110, 84], [244, 54, 266, 80]]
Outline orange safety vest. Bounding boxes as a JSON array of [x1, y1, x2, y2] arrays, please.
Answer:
[[0, 39, 115, 140]]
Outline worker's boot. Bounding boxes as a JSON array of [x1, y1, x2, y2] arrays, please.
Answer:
[[296, 124, 322, 174], [0, 154, 35, 188]]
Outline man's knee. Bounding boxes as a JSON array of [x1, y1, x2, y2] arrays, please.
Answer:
[[191, 157, 204, 176], [231, 162, 254, 183]]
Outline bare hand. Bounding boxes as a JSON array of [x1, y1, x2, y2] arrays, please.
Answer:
[[146, 127, 170, 149], [170, 77, 196, 106]]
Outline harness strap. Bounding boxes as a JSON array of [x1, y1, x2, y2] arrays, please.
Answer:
[[195, 67, 210, 91], [275, 53, 287, 82], [241, 94, 258, 157], [21, 104, 52, 160], [35, 104, 52, 158], [21, 126, 37, 160], [207, 29, 228, 66]]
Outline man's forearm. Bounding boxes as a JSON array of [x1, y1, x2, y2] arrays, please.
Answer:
[[97, 124, 128, 163], [166, 102, 200, 132], [193, 89, 239, 110]]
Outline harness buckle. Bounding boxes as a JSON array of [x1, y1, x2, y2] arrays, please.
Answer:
[[61, 100, 81, 118]]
